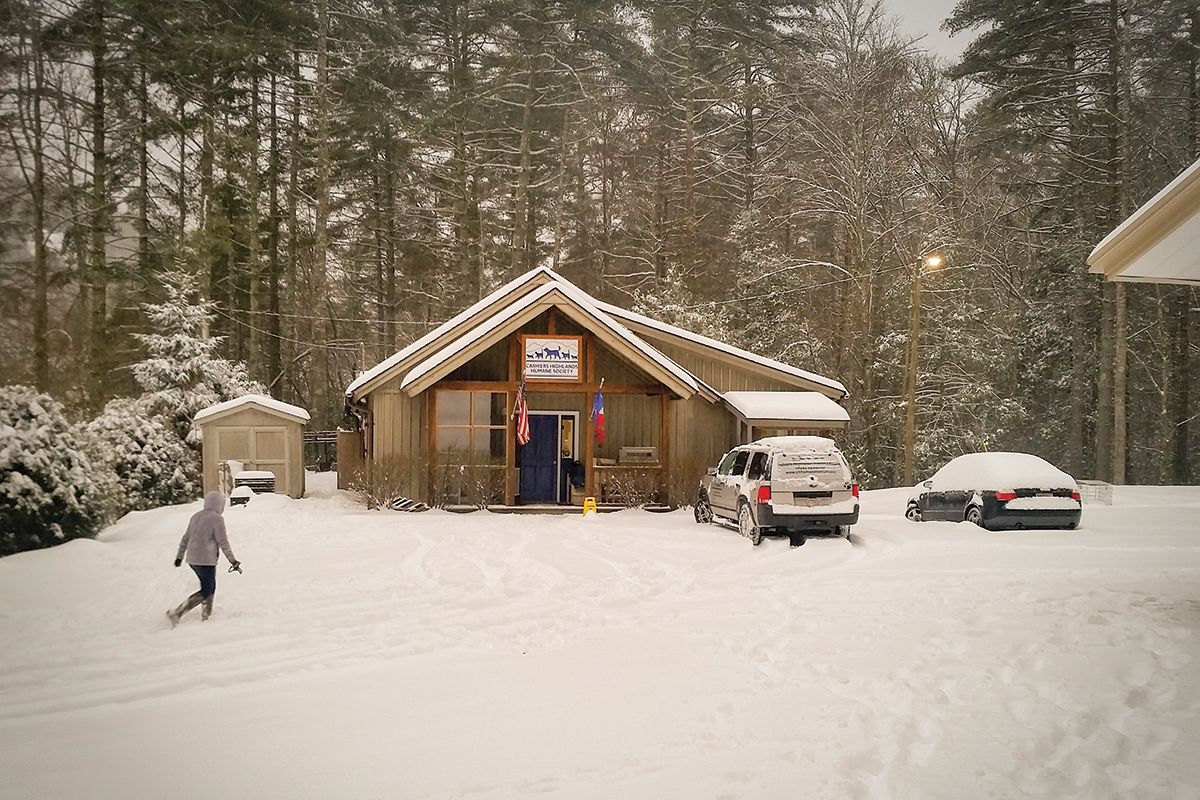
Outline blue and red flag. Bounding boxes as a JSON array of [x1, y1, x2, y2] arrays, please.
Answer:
[[591, 382, 605, 446]]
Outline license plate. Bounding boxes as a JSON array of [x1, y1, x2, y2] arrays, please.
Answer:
[[799, 497, 827, 508]]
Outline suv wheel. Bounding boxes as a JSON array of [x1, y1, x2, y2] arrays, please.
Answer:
[[738, 503, 763, 546], [965, 505, 984, 527], [905, 504, 922, 522], [694, 494, 713, 524]]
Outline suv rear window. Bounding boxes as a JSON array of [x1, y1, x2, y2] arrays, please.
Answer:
[[773, 452, 844, 483]]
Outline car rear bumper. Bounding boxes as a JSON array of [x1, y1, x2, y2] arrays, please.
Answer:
[[984, 508, 1081, 530], [758, 503, 860, 531]]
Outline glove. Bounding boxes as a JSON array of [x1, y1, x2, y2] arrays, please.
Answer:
[[229, 561, 242, 574], [174, 558, 182, 567]]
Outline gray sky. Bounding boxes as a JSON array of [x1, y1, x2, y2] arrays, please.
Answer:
[[883, 0, 970, 62]]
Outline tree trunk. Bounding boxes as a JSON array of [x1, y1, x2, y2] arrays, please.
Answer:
[[89, 0, 108, 406], [312, 0, 331, 418], [266, 70, 282, 390], [509, 2, 543, 278], [247, 67, 263, 382]]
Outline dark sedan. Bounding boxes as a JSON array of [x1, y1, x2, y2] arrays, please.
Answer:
[[906, 452, 1082, 531]]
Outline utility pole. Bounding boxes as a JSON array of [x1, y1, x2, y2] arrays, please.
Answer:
[[903, 254, 942, 486]]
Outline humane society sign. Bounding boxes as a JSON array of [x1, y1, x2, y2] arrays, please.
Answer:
[[524, 336, 581, 380]]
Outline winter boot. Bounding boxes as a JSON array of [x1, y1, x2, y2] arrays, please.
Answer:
[[201, 595, 214, 621], [167, 591, 204, 628]]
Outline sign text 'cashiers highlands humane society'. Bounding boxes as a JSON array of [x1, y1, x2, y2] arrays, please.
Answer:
[[524, 336, 581, 381]]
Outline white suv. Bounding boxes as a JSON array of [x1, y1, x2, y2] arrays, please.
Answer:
[[695, 436, 859, 546]]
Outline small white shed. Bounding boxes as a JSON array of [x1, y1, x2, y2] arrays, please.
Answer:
[[195, 395, 311, 499]]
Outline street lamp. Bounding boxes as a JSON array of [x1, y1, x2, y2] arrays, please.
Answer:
[[902, 253, 943, 487]]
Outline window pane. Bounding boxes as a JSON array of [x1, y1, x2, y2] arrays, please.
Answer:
[[489, 392, 507, 426], [439, 427, 470, 452], [489, 428, 506, 460], [438, 391, 471, 426], [471, 392, 489, 427]]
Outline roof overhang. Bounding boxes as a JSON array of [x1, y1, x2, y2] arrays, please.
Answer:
[[723, 391, 850, 427], [1088, 159, 1200, 286], [346, 268, 559, 402]]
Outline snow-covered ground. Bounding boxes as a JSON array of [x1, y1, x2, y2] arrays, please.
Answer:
[[2, 475, 1198, 800]]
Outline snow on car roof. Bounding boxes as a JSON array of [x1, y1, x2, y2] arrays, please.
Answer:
[[930, 452, 1078, 491], [750, 435, 838, 453]]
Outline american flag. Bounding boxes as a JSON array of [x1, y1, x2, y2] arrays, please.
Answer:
[[514, 374, 530, 446]]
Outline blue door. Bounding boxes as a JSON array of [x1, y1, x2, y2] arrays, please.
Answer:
[[520, 415, 560, 502]]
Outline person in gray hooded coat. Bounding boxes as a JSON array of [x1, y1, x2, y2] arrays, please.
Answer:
[[168, 490, 241, 627]]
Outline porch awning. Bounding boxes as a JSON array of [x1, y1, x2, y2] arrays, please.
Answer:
[[723, 391, 850, 427], [1087, 157, 1200, 286]]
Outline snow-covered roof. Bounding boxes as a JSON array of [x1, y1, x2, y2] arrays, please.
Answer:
[[723, 391, 850, 424], [929, 452, 1077, 492], [595, 302, 848, 398], [194, 394, 311, 424], [398, 283, 699, 398], [346, 268, 558, 400], [1088, 158, 1200, 286]]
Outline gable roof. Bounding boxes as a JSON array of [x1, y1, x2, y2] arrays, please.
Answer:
[[1088, 158, 1200, 286], [194, 394, 311, 424], [346, 268, 845, 404], [398, 282, 700, 398]]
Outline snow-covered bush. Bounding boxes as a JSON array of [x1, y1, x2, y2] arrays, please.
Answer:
[[0, 386, 109, 555], [84, 396, 200, 516]]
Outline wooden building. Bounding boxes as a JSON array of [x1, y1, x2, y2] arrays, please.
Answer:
[[196, 395, 310, 499], [342, 268, 849, 507]]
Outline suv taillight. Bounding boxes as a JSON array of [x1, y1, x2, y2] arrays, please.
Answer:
[[1071, 491, 1081, 502], [852, 483, 859, 498], [995, 490, 1016, 502], [756, 486, 771, 504]]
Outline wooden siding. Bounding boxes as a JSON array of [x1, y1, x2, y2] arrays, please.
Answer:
[[594, 341, 658, 388], [446, 338, 510, 382], [651, 340, 798, 392], [670, 395, 737, 478], [369, 376, 427, 498]]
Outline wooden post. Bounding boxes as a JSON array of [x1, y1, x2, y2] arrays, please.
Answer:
[[507, 338, 519, 505], [660, 391, 671, 506], [584, 334, 596, 497]]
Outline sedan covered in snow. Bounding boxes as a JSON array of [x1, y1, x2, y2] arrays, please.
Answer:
[[906, 452, 1082, 531]]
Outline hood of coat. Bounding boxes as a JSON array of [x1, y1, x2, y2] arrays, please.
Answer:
[[203, 490, 226, 514]]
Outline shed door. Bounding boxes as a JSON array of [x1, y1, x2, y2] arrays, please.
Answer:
[[214, 425, 290, 493], [253, 428, 289, 492]]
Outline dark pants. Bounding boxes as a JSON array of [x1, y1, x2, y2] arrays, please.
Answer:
[[190, 564, 217, 598]]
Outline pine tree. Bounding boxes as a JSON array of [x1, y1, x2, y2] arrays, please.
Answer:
[[131, 268, 263, 447]]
